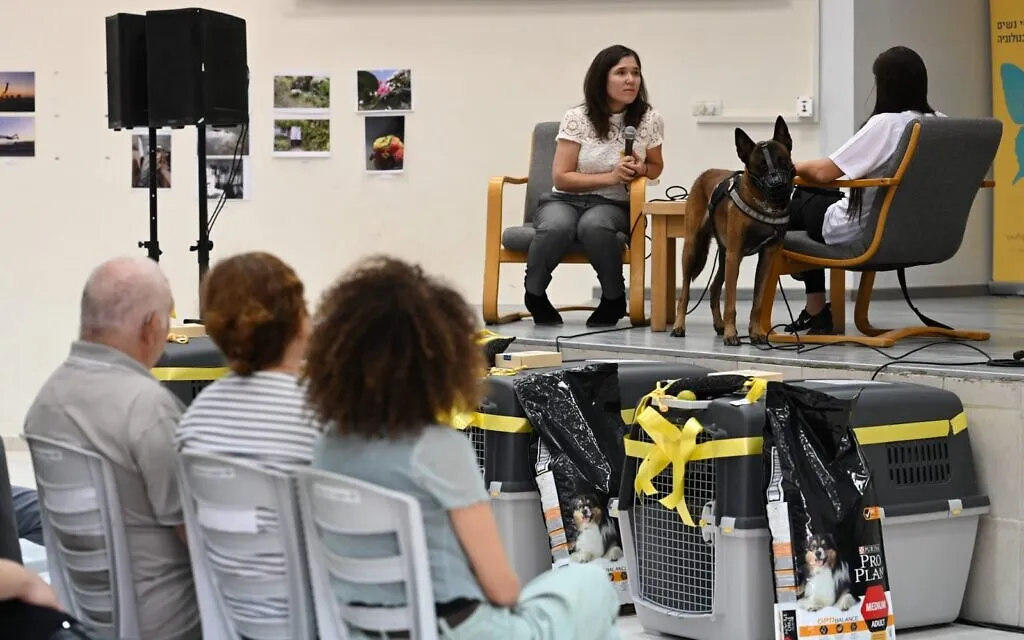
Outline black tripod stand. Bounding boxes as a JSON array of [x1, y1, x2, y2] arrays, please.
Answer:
[[184, 122, 213, 324], [138, 127, 162, 261]]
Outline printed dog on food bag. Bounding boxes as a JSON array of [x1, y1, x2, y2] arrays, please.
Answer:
[[797, 532, 857, 612], [569, 494, 622, 563]]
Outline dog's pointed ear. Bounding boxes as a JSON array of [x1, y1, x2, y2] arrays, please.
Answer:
[[735, 127, 756, 164], [773, 115, 793, 151]]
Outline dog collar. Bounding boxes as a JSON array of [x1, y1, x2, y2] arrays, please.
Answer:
[[727, 172, 790, 227]]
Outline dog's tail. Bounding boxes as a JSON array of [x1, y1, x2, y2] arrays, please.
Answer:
[[685, 174, 715, 282]]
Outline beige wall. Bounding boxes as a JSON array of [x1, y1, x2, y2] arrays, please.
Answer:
[[0, 0, 819, 435]]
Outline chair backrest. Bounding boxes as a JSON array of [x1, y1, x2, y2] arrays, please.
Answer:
[[858, 116, 1002, 268], [24, 433, 140, 638], [295, 468, 438, 640], [523, 121, 560, 225], [177, 451, 316, 640]]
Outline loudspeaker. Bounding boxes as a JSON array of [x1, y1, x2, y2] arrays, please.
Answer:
[[144, 8, 248, 128], [104, 13, 149, 130]]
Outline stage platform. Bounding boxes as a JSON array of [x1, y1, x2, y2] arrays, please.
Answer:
[[489, 295, 1024, 381], [487, 294, 1024, 630]]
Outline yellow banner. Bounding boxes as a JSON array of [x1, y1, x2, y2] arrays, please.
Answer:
[[992, 1, 1024, 284]]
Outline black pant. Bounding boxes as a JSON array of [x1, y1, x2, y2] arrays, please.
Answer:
[[786, 187, 843, 295]]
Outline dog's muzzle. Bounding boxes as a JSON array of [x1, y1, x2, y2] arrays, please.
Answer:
[[750, 142, 795, 201]]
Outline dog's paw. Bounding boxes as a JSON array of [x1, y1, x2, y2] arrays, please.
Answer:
[[713, 323, 725, 336], [748, 330, 768, 345], [571, 551, 595, 563], [605, 546, 623, 561], [723, 331, 741, 347], [670, 326, 686, 338], [837, 593, 857, 611]]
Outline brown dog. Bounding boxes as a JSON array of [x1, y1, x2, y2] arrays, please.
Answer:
[[671, 116, 795, 346]]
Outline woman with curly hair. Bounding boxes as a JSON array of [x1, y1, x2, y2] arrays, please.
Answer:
[[176, 252, 319, 626], [304, 256, 620, 640]]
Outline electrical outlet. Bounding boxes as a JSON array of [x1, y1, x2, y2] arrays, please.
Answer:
[[693, 100, 722, 117], [796, 96, 814, 118]]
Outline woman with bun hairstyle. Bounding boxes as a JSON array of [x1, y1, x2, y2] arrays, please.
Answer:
[[176, 252, 319, 626], [303, 256, 621, 640]]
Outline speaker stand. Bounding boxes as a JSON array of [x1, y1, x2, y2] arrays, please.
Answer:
[[186, 122, 213, 325], [138, 127, 162, 262]]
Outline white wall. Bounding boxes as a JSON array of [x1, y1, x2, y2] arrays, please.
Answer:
[[0, 0, 820, 436], [851, 0, 993, 291]]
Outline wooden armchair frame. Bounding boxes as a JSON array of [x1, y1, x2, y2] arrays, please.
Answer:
[[756, 121, 996, 348], [482, 175, 649, 326]]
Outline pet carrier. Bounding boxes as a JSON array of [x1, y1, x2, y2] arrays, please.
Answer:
[[453, 360, 714, 597], [618, 378, 988, 639], [152, 336, 229, 407]]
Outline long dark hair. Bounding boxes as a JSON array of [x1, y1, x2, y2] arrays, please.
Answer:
[[582, 44, 650, 139], [849, 46, 935, 219]]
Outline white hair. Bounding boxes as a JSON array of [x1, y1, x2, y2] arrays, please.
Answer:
[[79, 256, 173, 339]]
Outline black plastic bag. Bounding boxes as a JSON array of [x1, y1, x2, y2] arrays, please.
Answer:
[[513, 362, 630, 598], [763, 382, 894, 640]]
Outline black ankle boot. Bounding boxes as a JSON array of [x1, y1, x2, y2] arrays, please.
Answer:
[[525, 292, 562, 325], [586, 296, 627, 327]]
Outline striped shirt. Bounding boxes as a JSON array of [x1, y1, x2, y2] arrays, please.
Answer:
[[175, 370, 320, 623]]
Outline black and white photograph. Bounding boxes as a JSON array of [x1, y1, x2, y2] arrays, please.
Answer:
[[205, 157, 250, 200], [205, 124, 249, 157]]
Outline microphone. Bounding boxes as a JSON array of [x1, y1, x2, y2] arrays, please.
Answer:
[[623, 126, 636, 157]]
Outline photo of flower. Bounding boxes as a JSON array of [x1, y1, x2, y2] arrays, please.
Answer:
[[357, 69, 412, 112], [273, 75, 330, 112], [365, 115, 405, 172], [273, 119, 330, 158]]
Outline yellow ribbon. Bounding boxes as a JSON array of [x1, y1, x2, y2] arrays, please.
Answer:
[[744, 377, 768, 403], [633, 406, 705, 526]]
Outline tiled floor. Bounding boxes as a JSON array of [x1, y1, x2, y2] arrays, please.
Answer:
[[487, 295, 1024, 381], [7, 451, 1020, 639]]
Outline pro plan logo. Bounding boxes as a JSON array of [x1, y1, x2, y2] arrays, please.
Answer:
[[860, 585, 890, 631]]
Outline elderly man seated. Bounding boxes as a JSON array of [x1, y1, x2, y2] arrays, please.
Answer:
[[23, 256, 200, 640]]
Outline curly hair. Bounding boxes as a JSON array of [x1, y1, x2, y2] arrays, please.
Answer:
[[201, 252, 307, 376], [303, 256, 484, 438]]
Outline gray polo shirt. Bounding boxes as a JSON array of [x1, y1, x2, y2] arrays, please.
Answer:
[[24, 340, 200, 640]]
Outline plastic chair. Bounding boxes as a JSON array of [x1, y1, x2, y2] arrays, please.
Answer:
[[295, 468, 438, 640], [24, 433, 141, 639], [177, 451, 316, 640]]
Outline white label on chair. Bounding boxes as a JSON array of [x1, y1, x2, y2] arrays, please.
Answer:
[[314, 484, 361, 504], [196, 503, 258, 534], [192, 465, 235, 480]]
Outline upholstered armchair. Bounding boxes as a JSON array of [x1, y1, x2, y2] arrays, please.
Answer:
[[756, 117, 1000, 347], [482, 121, 648, 326]]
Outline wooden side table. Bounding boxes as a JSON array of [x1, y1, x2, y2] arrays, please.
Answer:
[[643, 201, 688, 332]]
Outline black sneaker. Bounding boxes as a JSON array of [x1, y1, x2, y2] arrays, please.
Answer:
[[586, 296, 627, 327], [784, 303, 833, 334], [525, 292, 562, 325]]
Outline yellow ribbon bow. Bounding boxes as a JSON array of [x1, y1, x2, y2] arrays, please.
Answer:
[[633, 406, 705, 526]]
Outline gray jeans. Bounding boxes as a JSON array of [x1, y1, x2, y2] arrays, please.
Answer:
[[525, 193, 630, 298], [12, 486, 43, 546]]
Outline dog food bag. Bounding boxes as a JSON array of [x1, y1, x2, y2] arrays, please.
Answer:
[[762, 382, 894, 640], [513, 362, 631, 600]]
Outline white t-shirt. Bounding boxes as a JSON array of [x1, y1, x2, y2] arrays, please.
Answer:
[[822, 110, 945, 244], [553, 105, 665, 201]]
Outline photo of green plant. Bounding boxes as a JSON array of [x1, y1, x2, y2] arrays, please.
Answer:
[[274, 75, 330, 111], [273, 118, 330, 157]]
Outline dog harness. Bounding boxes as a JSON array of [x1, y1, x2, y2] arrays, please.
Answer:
[[707, 170, 791, 257]]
